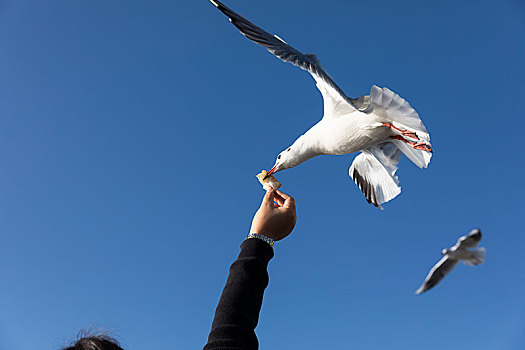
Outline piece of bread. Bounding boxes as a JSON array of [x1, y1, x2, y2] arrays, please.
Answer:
[[256, 170, 281, 190]]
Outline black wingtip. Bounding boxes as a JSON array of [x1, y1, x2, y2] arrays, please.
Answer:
[[470, 228, 482, 238], [209, 0, 220, 8], [352, 168, 379, 208]]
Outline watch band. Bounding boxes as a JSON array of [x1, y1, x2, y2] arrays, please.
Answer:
[[246, 233, 274, 247]]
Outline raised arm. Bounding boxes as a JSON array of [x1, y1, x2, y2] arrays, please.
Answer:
[[204, 189, 296, 349]]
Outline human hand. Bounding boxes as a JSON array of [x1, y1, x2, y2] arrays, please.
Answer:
[[249, 189, 297, 242]]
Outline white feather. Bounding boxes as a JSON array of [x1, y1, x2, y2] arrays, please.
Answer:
[[463, 247, 486, 266], [370, 85, 429, 140], [349, 144, 402, 207], [392, 139, 432, 169]]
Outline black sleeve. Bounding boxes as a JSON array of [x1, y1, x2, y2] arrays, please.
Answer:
[[204, 238, 274, 350]]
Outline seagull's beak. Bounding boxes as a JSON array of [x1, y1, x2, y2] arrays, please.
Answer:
[[264, 164, 278, 180]]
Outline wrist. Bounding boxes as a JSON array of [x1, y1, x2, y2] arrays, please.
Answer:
[[246, 232, 274, 247]]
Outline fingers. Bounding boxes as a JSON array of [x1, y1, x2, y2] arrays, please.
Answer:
[[273, 191, 285, 207], [261, 189, 294, 210], [262, 188, 275, 208], [276, 190, 295, 209], [275, 190, 290, 200]]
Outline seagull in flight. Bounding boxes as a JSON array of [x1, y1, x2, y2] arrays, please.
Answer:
[[416, 228, 486, 295], [209, 0, 432, 208]]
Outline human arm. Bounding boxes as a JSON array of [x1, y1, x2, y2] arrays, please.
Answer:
[[203, 189, 296, 350]]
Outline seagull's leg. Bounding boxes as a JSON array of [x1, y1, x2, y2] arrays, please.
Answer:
[[382, 122, 420, 140], [381, 122, 432, 152], [390, 135, 433, 152]]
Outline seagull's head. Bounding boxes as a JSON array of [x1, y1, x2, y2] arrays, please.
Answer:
[[264, 135, 321, 179], [265, 146, 301, 178]]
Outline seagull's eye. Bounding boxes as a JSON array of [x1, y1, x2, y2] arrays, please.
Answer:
[[277, 155, 281, 160], [287, 148, 291, 152]]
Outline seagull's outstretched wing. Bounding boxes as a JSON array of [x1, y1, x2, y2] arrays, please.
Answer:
[[416, 256, 459, 295], [209, 0, 357, 117], [454, 228, 482, 249]]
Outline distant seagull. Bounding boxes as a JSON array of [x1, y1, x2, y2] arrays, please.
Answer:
[[416, 228, 486, 295], [209, 0, 432, 208]]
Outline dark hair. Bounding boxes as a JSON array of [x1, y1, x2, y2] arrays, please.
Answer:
[[63, 330, 123, 350]]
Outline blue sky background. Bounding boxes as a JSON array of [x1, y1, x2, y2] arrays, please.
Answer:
[[1, 0, 524, 349]]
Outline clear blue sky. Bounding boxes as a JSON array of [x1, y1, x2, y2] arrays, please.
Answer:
[[1, 0, 524, 349]]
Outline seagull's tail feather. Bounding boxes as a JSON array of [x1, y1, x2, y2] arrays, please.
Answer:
[[349, 142, 401, 208], [370, 85, 432, 169], [370, 85, 429, 140], [464, 247, 486, 266]]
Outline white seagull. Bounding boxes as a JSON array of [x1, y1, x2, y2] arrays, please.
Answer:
[[209, 0, 432, 208], [416, 228, 486, 295]]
